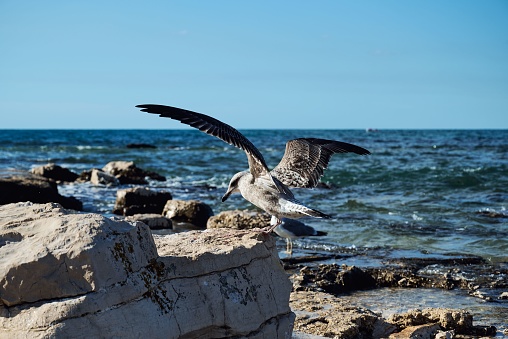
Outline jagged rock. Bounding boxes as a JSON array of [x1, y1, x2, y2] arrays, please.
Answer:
[[387, 308, 498, 337], [76, 169, 93, 182], [102, 161, 165, 184], [389, 323, 440, 339], [113, 187, 172, 216], [90, 168, 120, 186], [387, 308, 473, 334], [30, 163, 79, 183], [163, 199, 213, 229], [295, 264, 377, 295], [290, 290, 395, 338], [125, 214, 173, 230], [207, 210, 271, 230], [0, 202, 294, 338], [0, 170, 82, 211]]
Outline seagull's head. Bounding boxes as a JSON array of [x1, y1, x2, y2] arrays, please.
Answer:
[[221, 171, 248, 202]]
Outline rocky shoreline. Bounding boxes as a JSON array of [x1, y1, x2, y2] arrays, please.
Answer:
[[1, 162, 507, 338]]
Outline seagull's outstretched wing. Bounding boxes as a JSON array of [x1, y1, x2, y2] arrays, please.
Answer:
[[271, 138, 370, 188], [136, 104, 270, 178]]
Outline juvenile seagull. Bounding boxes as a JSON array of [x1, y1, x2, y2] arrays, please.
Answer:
[[137, 104, 370, 232]]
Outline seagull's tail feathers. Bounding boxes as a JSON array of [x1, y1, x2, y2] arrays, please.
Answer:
[[303, 207, 332, 219], [280, 198, 333, 219]]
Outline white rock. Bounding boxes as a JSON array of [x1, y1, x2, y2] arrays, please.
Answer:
[[0, 202, 293, 338], [90, 168, 119, 186]]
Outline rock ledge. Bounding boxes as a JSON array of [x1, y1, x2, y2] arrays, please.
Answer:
[[0, 202, 294, 338]]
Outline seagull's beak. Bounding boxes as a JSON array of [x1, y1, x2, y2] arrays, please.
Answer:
[[221, 188, 233, 202]]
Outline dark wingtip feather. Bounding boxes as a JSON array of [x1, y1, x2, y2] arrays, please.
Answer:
[[136, 104, 167, 115], [359, 148, 371, 156]]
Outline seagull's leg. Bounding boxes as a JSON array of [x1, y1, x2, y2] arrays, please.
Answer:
[[266, 216, 282, 233], [259, 215, 282, 233], [282, 238, 293, 256]]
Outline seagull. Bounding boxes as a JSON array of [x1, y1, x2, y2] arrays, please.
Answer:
[[274, 218, 327, 254], [137, 104, 370, 232]]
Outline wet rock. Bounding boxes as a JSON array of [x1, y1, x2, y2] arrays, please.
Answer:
[[499, 291, 508, 300], [387, 308, 473, 334], [125, 214, 173, 230], [475, 209, 508, 218], [468, 289, 494, 301], [363, 255, 500, 292], [113, 187, 172, 216], [282, 254, 338, 269], [0, 170, 82, 211], [295, 264, 376, 295], [207, 209, 271, 230], [290, 290, 395, 339], [163, 199, 213, 229], [287, 255, 505, 338], [102, 161, 165, 184], [435, 329, 455, 339], [389, 323, 440, 339], [126, 143, 157, 149], [288, 252, 508, 307], [76, 168, 93, 182], [30, 163, 79, 183], [471, 325, 497, 336], [90, 168, 120, 186], [0, 202, 294, 338]]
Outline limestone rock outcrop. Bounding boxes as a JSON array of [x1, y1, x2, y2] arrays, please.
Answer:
[[0, 202, 294, 338], [125, 213, 173, 230], [163, 199, 213, 229], [113, 186, 172, 216], [207, 210, 271, 230]]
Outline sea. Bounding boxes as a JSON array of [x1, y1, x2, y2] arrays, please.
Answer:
[[1, 129, 507, 333]]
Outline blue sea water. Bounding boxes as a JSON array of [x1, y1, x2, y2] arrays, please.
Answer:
[[2, 128, 508, 333], [1, 129, 507, 262]]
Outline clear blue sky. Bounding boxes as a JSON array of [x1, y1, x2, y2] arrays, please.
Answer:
[[1, 1, 507, 129]]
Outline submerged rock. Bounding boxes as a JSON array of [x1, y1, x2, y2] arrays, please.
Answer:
[[126, 143, 157, 149], [0, 202, 294, 338], [207, 209, 271, 230], [163, 199, 213, 229], [0, 170, 82, 211]]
